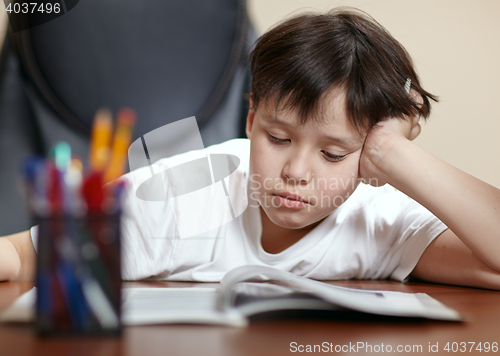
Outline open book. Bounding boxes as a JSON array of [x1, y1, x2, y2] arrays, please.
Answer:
[[0, 265, 461, 327]]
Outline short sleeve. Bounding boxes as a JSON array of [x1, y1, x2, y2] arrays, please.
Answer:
[[30, 225, 38, 254], [372, 192, 448, 281]]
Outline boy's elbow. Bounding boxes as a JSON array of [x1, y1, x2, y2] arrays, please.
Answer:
[[472, 264, 500, 291], [447, 258, 500, 291]]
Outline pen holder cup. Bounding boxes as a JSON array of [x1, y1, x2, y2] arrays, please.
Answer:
[[35, 212, 122, 335]]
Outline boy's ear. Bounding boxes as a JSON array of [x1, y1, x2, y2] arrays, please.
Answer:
[[245, 96, 255, 140]]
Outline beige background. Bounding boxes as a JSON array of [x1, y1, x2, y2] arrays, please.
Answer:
[[1, 1, 499, 188], [248, 0, 500, 189]]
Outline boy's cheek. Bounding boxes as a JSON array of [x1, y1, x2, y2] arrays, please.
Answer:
[[249, 152, 281, 181]]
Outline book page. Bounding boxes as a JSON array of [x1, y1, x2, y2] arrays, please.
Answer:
[[122, 288, 245, 326], [0, 287, 246, 327], [219, 265, 462, 321]]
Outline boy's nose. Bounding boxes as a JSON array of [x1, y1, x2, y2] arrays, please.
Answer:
[[282, 152, 312, 185]]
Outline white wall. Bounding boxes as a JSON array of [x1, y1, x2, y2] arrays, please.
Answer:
[[248, 0, 500, 188]]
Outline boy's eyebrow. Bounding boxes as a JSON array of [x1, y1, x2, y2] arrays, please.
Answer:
[[323, 134, 361, 147], [262, 113, 295, 128], [262, 113, 362, 147]]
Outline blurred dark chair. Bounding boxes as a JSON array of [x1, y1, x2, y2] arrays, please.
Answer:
[[0, 0, 256, 235]]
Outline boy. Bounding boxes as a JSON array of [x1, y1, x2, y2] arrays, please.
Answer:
[[1, 9, 500, 288]]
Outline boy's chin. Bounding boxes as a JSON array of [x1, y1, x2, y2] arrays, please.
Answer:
[[263, 207, 325, 230]]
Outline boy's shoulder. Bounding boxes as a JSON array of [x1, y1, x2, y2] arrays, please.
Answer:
[[121, 138, 250, 200], [353, 183, 407, 200], [351, 183, 412, 204], [204, 138, 250, 153], [153, 138, 250, 168]]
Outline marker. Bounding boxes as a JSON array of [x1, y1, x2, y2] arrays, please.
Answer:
[[103, 108, 136, 184], [82, 172, 105, 213], [52, 142, 72, 172], [64, 158, 85, 216], [47, 161, 63, 215], [89, 109, 113, 172], [23, 156, 43, 205]]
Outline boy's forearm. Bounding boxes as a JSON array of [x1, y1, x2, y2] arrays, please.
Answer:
[[381, 137, 500, 271], [0, 231, 36, 281]]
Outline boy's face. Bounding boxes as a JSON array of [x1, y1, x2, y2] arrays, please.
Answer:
[[246, 88, 366, 230]]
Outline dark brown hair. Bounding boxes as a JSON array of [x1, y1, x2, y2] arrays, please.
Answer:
[[250, 8, 438, 133]]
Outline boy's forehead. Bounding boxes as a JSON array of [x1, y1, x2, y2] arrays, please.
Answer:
[[258, 88, 366, 142]]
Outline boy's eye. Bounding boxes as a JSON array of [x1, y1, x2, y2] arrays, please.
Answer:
[[322, 150, 347, 162], [268, 134, 290, 144]]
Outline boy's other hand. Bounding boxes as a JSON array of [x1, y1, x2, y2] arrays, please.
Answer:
[[359, 116, 422, 187], [0, 237, 21, 281], [0, 231, 36, 282], [359, 89, 423, 187]]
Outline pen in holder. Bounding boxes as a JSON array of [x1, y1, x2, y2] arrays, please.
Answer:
[[25, 109, 135, 335]]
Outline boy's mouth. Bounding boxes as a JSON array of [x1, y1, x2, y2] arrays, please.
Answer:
[[272, 192, 309, 209]]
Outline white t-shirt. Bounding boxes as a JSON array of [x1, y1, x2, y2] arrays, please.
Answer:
[[31, 139, 448, 282]]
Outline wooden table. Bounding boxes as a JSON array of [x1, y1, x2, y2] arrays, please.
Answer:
[[1, 280, 499, 356]]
